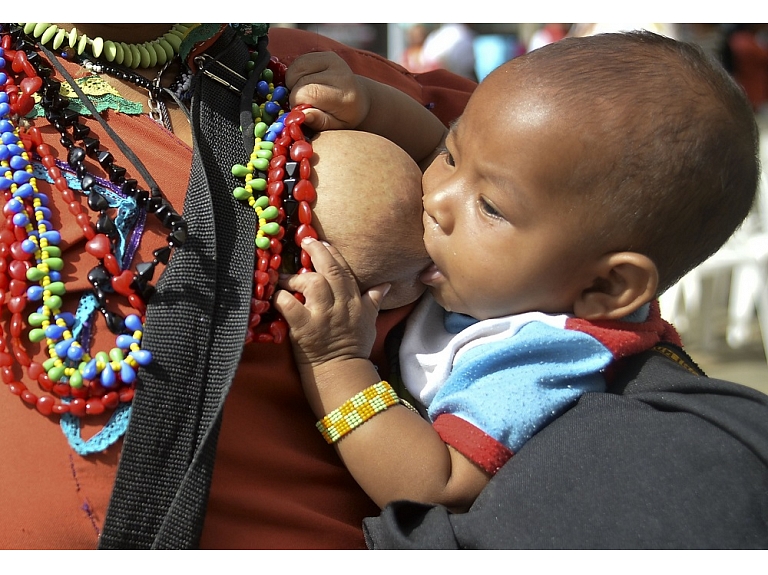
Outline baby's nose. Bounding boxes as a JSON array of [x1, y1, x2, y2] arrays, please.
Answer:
[[422, 188, 454, 234]]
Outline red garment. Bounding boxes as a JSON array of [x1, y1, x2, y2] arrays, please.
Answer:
[[0, 26, 475, 549], [729, 30, 768, 110]]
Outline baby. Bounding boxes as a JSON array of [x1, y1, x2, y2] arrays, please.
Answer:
[[274, 31, 760, 513]]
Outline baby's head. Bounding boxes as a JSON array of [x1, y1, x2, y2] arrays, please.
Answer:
[[310, 130, 430, 310], [421, 30, 759, 321]]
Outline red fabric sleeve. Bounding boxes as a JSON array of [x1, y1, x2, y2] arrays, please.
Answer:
[[433, 413, 514, 475], [267, 27, 477, 128]]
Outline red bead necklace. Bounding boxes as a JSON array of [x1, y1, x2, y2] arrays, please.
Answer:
[[0, 42, 141, 417], [233, 57, 317, 345]]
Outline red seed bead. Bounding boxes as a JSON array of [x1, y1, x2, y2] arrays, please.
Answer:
[[90, 381, 106, 397], [28, 361, 44, 379], [257, 256, 269, 272], [9, 241, 31, 261], [283, 110, 305, 126], [52, 382, 70, 397], [118, 387, 135, 403], [9, 279, 26, 296], [27, 126, 43, 146], [21, 389, 37, 405], [20, 75, 43, 95], [7, 295, 26, 313], [276, 133, 292, 147], [1, 367, 14, 384], [85, 397, 105, 415], [71, 386, 89, 399], [295, 224, 318, 245], [299, 158, 311, 180], [269, 254, 281, 270], [54, 176, 70, 192], [300, 249, 313, 270], [293, 179, 316, 203], [8, 382, 25, 395], [36, 395, 55, 416], [0, 351, 12, 367], [103, 254, 120, 276], [60, 189, 76, 203], [13, 225, 27, 241], [69, 398, 87, 417], [269, 238, 282, 254], [12, 345, 30, 367], [127, 293, 146, 315], [102, 392, 119, 409], [251, 299, 270, 316], [10, 313, 23, 338], [268, 167, 284, 181], [85, 234, 111, 259], [288, 123, 304, 141], [52, 403, 70, 414], [9, 259, 29, 280], [37, 374, 53, 391], [267, 180, 284, 196], [298, 201, 312, 225], [269, 155, 287, 169], [111, 270, 135, 296], [290, 140, 313, 162], [270, 318, 288, 345]]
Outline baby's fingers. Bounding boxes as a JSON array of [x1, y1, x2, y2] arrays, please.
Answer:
[[299, 238, 359, 294]]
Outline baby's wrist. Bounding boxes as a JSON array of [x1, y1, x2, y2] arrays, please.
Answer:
[[300, 357, 381, 416]]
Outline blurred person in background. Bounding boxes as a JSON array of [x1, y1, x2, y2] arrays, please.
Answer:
[[527, 23, 570, 52], [421, 23, 477, 81]]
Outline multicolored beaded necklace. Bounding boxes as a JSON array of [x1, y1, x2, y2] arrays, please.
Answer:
[[0, 24, 316, 448], [0, 27, 188, 427], [230, 56, 316, 344]]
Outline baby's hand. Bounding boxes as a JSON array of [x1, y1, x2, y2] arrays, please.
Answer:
[[273, 238, 390, 370], [285, 52, 371, 132]]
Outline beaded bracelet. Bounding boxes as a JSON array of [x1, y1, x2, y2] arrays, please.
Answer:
[[316, 381, 403, 444]]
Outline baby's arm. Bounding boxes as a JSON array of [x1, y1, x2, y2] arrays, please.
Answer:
[[273, 238, 490, 512], [286, 52, 447, 170]]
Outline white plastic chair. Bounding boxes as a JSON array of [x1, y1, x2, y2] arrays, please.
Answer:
[[660, 171, 768, 361]]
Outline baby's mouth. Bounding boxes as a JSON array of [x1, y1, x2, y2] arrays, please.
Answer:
[[419, 261, 443, 286]]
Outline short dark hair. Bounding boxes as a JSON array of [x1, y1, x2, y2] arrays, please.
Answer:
[[515, 31, 759, 292]]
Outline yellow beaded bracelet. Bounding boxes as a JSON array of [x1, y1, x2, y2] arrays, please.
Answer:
[[316, 381, 400, 444]]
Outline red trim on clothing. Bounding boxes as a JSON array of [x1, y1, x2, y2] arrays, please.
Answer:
[[565, 300, 682, 360], [433, 414, 514, 475]]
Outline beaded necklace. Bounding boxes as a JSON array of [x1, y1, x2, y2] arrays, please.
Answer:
[[0, 25, 315, 450], [0, 27, 185, 425], [228, 55, 317, 344], [19, 23, 193, 70]]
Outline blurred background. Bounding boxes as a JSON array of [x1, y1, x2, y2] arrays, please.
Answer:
[[277, 23, 768, 395]]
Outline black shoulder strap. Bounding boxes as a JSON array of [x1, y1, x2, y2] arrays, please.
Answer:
[[99, 26, 255, 549]]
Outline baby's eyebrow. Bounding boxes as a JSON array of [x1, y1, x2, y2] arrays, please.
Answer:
[[447, 117, 461, 137]]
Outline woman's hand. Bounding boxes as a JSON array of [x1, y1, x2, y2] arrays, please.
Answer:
[[286, 52, 372, 132]]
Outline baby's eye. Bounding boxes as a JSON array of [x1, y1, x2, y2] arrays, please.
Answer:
[[479, 197, 501, 218], [438, 145, 455, 167]]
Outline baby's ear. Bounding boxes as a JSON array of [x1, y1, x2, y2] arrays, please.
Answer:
[[573, 252, 658, 320]]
